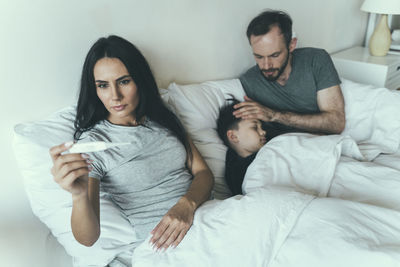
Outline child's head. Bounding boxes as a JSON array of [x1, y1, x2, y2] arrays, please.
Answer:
[[217, 99, 266, 158]]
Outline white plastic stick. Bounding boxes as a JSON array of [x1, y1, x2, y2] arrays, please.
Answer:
[[69, 141, 131, 153]]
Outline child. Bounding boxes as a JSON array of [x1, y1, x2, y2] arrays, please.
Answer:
[[217, 99, 295, 196]]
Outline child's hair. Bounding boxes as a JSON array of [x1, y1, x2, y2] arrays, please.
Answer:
[[217, 98, 241, 147]]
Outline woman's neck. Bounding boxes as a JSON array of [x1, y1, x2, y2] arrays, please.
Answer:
[[107, 114, 143, 126]]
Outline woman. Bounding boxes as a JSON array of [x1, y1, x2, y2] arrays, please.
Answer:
[[49, 35, 214, 253]]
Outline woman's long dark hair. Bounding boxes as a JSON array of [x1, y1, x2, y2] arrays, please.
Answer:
[[74, 35, 192, 160]]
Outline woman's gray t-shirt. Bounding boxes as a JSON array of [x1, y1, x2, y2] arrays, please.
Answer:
[[81, 119, 192, 240]]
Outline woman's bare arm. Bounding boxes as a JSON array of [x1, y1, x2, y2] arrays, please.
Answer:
[[50, 142, 100, 246], [150, 139, 214, 250]]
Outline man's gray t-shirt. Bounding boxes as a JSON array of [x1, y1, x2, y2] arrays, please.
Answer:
[[81, 119, 192, 241], [240, 47, 341, 114]]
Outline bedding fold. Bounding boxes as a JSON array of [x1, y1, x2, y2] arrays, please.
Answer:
[[243, 133, 400, 211], [270, 198, 400, 267], [131, 187, 314, 267], [243, 133, 363, 197]]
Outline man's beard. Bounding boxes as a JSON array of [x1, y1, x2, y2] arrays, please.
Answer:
[[261, 52, 290, 82]]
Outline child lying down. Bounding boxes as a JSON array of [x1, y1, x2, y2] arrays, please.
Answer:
[[216, 99, 301, 195], [218, 100, 400, 212]]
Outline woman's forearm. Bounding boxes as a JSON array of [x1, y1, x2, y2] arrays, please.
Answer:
[[71, 193, 100, 247], [183, 139, 214, 210], [182, 169, 214, 210]]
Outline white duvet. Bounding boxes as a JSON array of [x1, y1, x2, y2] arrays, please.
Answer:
[[244, 133, 400, 266], [132, 187, 314, 267], [244, 133, 400, 211], [132, 133, 400, 267]]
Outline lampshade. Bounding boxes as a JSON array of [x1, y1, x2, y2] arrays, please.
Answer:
[[361, 0, 400, 56], [361, 0, 400, 15]]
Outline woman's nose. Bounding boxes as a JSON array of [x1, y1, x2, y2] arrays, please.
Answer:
[[110, 84, 122, 100]]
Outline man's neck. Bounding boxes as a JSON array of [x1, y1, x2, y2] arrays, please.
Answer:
[[276, 54, 293, 86]]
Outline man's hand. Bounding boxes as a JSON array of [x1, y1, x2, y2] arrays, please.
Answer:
[[232, 96, 276, 122]]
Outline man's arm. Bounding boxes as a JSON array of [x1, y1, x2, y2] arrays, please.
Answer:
[[233, 85, 345, 134]]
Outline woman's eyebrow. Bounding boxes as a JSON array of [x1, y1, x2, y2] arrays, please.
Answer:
[[95, 75, 131, 83], [116, 75, 131, 82]]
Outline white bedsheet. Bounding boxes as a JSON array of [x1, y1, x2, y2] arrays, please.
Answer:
[[132, 188, 314, 267]]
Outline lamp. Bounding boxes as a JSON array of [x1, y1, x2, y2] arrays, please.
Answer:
[[361, 0, 400, 56]]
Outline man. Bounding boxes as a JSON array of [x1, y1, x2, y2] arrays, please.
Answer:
[[234, 10, 345, 134]]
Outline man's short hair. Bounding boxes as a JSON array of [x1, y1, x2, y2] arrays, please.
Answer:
[[217, 99, 241, 147], [246, 9, 293, 47]]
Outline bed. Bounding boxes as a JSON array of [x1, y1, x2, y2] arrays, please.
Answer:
[[13, 77, 400, 266]]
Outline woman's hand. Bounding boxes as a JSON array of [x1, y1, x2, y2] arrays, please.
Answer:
[[149, 196, 196, 251], [49, 141, 92, 197]]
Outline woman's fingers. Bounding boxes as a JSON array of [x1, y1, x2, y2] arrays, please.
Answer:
[[150, 220, 168, 247], [171, 230, 187, 248], [60, 167, 89, 191], [154, 225, 174, 250], [51, 153, 90, 177], [161, 225, 189, 250], [55, 160, 91, 182], [150, 218, 190, 250], [49, 141, 74, 162], [150, 198, 195, 250], [49, 142, 93, 195]]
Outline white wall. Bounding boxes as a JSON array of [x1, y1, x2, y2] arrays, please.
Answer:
[[0, 0, 367, 266]]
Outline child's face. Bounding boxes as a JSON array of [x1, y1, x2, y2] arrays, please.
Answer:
[[235, 119, 267, 154]]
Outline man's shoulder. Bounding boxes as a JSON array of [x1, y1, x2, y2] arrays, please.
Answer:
[[239, 65, 263, 87], [239, 65, 269, 93], [293, 47, 329, 58], [240, 65, 259, 78]]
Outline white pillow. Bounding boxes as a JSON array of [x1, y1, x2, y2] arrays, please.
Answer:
[[340, 78, 400, 159], [13, 106, 137, 267], [167, 78, 400, 199], [167, 79, 245, 199]]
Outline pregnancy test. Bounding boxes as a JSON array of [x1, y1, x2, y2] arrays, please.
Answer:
[[69, 141, 131, 153]]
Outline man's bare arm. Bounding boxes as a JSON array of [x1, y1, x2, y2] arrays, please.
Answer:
[[233, 85, 345, 134]]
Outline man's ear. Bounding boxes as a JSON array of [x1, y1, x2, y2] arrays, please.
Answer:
[[289, 37, 297, 52], [227, 130, 239, 143]]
